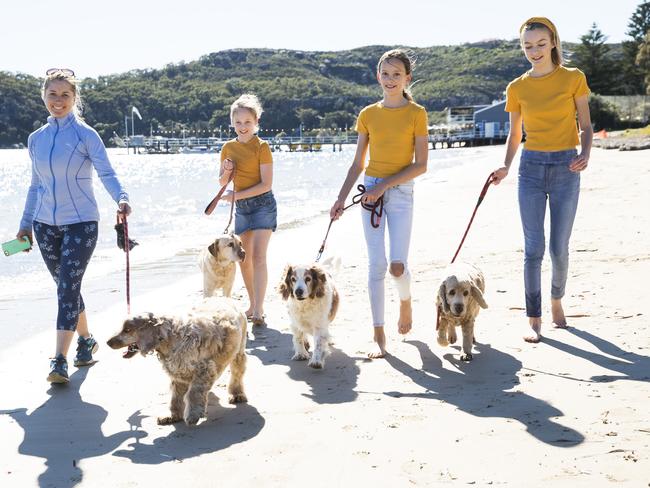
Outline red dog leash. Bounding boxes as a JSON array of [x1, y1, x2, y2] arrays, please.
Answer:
[[436, 172, 496, 330], [117, 213, 132, 315], [205, 168, 236, 234], [315, 184, 384, 262]]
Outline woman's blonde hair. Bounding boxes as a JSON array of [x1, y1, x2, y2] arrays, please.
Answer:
[[519, 17, 564, 66], [230, 93, 264, 129], [41, 71, 84, 118], [377, 49, 416, 101]]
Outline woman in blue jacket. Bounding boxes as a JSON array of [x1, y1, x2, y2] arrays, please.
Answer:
[[17, 69, 131, 384]]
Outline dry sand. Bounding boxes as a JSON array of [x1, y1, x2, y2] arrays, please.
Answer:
[[1, 145, 649, 487]]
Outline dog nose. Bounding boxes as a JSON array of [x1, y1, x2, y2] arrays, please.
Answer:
[[453, 304, 464, 314], [238, 249, 246, 260], [295, 288, 304, 298]]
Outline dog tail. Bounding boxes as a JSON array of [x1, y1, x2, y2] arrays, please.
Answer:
[[320, 255, 342, 277]]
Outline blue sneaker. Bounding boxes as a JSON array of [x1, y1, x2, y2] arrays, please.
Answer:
[[74, 335, 98, 366], [47, 354, 69, 384]]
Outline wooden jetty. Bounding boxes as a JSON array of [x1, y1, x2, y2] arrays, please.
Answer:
[[124, 129, 505, 154]]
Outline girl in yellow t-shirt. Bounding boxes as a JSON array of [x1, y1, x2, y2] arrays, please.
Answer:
[[219, 94, 276, 326], [330, 49, 429, 358], [491, 17, 593, 343]]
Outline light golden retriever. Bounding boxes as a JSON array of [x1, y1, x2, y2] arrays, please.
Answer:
[[198, 234, 246, 297], [279, 262, 339, 369], [436, 263, 488, 361], [107, 297, 247, 426]]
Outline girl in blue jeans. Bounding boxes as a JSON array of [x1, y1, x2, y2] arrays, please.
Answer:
[[331, 49, 428, 358], [491, 17, 593, 343]]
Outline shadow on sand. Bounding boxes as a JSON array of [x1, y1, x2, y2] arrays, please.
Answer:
[[247, 324, 362, 404], [383, 340, 585, 447], [112, 398, 265, 465], [1, 367, 145, 488], [543, 327, 650, 383]]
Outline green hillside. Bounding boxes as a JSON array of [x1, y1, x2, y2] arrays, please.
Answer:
[[0, 40, 624, 146]]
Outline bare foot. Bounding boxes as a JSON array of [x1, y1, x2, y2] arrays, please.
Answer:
[[398, 299, 412, 334], [524, 317, 542, 343], [551, 298, 568, 329], [368, 327, 387, 359]]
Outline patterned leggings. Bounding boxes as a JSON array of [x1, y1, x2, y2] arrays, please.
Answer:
[[33, 221, 98, 331]]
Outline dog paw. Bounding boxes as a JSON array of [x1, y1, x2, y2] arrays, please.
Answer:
[[184, 413, 202, 426], [460, 353, 473, 362], [308, 359, 323, 369], [292, 352, 310, 361], [157, 415, 182, 425], [437, 337, 449, 347], [229, 393, 248, 404], [448, 334, 457, 344]]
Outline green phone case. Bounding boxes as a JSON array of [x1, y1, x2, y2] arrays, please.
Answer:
[[2, 237, 31, 256]]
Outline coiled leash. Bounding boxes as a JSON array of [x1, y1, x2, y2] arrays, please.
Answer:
[[115, 213, 138, 315], [436, 172, 496, 330], [204, 168, 236, 234], [315, 184, 384, 262]]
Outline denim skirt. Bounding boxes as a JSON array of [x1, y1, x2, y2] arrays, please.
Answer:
[[234, 191, 277, 235]]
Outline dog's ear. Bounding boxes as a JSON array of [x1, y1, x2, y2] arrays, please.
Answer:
[[438, 281, 450, 313], [309, 266, 327, 298], [208, 241, 219, 258], [471, 283, 488, 309], [279, 265, 293, 300]]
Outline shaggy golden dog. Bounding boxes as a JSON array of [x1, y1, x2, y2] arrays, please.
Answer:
[[198, 234, 246, 297], [107, 298, 247, 426], [436, 263, 488, 361], [279, 262, 339, 369]]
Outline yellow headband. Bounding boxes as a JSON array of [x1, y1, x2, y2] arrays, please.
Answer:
[[520, 16, 559, 41]]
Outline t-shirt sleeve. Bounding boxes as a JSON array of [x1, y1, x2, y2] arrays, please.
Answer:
[[504, 82, 520, 113], [259, 141, 273, 164], [355, 110, 368, 134], [574, 70, 591, 98], [414, 107, 429, 136]]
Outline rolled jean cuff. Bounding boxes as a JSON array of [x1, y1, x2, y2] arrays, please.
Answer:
[[525, 292, 542, 318]]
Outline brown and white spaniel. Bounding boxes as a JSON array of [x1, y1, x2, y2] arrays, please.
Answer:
[[279, 263, 339, 369]]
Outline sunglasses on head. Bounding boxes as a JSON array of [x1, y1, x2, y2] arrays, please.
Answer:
[[46, 68, 75, 77]]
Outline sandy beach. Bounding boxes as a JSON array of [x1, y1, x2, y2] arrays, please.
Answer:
[[1, 145, 649, 487]]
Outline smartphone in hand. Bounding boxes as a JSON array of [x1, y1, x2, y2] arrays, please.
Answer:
[[2, 236, 31, 256]]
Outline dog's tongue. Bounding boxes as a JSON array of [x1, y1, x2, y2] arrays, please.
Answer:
[[122, 344, 139, 359]]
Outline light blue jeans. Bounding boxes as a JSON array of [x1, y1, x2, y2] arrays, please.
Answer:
[[362, 175, 414, 327], [518, 149, 580, 317]]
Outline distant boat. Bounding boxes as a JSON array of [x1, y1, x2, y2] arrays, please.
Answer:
[[180, 146, 217, 154]]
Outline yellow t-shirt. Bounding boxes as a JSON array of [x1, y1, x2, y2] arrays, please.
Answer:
[[221, 135, 273, 191], [505, 66, 590, 151], [355, 101, 429, 178]]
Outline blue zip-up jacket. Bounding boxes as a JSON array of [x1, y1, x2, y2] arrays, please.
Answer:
[[20, 113, 129, 231]]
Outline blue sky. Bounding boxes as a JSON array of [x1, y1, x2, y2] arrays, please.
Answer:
[[1, 0, 644, 77]]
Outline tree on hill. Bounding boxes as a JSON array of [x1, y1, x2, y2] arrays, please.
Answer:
[[636, 31, 650, 94], [571, 23, 612, 94], [620, 1, 650, 93]]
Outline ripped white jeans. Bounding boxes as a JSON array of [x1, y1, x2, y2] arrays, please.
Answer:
[[362, 175, 414, 327]]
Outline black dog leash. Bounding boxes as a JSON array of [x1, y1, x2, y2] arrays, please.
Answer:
[[315, 184, 384, 262]]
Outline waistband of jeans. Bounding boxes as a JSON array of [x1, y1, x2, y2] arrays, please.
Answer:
[[363, 175, 414, 187], [237, 190, 273, 203], [521, 148, 577, 164]]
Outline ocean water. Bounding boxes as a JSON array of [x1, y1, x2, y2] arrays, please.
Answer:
[[0, 145, 486, 301]]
